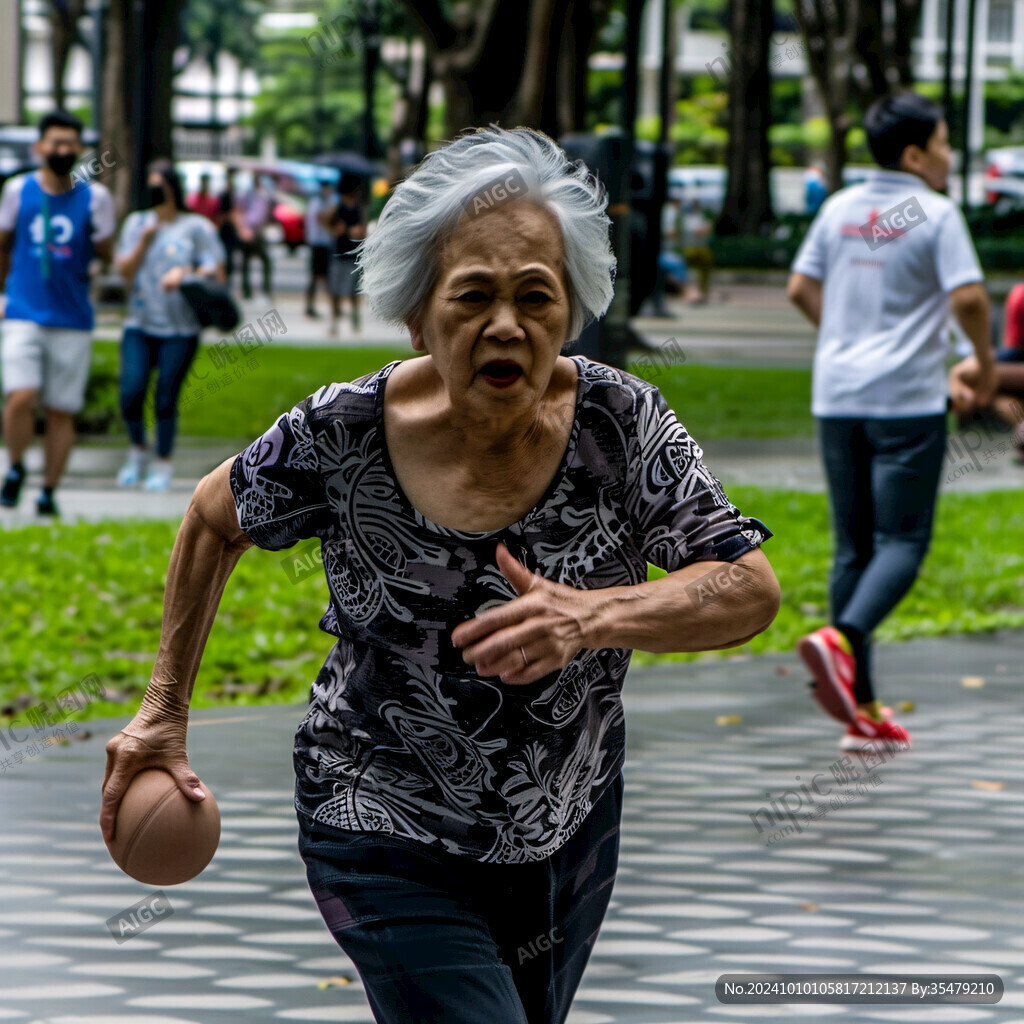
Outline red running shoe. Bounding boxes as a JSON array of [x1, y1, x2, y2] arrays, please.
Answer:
[[840, 714, 911, 753], [797, 626, 859, 724]]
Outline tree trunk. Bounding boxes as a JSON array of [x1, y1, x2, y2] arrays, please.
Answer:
[[716, 0, 775, 235], [404, 0, 614, 139], [100, 0, 184, 220], [891, 1, 924, 91], [513, 0, 562, 131], [101, 0, 131, 220], [796, 0, 857, 194], [48, 0, 87, 113], [144, 0, 185, 160]]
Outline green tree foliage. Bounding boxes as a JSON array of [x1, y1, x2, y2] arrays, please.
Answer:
[[247, 19, 396, 157]]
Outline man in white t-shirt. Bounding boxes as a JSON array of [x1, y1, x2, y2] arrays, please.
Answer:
[[787, 92, 998, 754]]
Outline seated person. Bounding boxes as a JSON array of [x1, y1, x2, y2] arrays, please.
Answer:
[[949, 302, 1024, 459]]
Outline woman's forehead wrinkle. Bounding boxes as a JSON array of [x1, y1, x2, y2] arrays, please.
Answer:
[[438, 204, 565, 282]]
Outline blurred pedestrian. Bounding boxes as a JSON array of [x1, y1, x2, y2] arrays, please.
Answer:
[[238, 173, 275, 302], [804, 162, 827, 214], [187, 172, 220, 223], [680, 199, 713, 304], [328, 173, 367, 337], [304, 179, 334, 318], [788, 92, 999, 753], [0, 110, 116, 516], [949, 283, 1024, 461], [216, 166, 242, 291], [114, 159, 225, 491]]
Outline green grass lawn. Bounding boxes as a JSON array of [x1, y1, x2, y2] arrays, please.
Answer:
[[2, 487, 1020, 726], [88, 340, 816, 442]]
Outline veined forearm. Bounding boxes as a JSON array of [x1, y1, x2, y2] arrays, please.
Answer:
[[140, 467, 252, 721], [586, 550, 780, 654]]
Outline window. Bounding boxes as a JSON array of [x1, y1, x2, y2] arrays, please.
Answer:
[[989, 0, 1013, 42]]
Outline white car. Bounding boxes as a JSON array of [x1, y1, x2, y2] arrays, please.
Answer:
[[983, 147, 1024, 212]]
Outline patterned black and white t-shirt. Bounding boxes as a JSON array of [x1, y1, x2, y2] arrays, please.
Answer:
[[229, 356, 771, 864]]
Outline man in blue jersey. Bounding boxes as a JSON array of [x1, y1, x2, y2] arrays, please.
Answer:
[[0, 110, 115, 515], [788, 93, 998, 753]]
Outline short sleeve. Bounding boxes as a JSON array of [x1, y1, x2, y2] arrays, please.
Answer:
[[0, 175, 24, 232], [790, 204, 829, 280], [115, 211, 144, 260], [88, 184, 116, 242], [229, 398, 333, 550], [192, 216, 225, 269], [624, 386, 772, 572], [934, 204, 983, 294]]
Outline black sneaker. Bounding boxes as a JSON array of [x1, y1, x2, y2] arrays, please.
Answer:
[[1, 464, 25, 508], [36, 488, 59, 516]]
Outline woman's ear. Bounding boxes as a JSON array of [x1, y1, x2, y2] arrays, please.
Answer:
[[407, 317, 426, 352]]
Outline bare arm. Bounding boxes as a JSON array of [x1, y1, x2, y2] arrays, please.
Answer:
[[586, 547, 780, 653], [0, 229, 13, 294], [949, 282, 998, 410], [787, 272, 822, 327], [93, 234, 115, 263], [114, 219, 159, 282], [101, 458, 253, 841]]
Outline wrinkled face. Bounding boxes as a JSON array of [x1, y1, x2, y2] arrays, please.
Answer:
[[409, 200, 571, 418], [903, 119, 951, 191]]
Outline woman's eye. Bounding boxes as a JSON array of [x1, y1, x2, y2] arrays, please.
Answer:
[[457, 290, 488, 302], [522, 291, 551, 304]]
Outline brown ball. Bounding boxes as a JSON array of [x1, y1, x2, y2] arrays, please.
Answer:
[[105, 768, 220, 885]]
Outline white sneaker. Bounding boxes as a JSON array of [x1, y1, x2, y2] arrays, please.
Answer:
[[117, 448, 149, 487], [143, 459, 173, 491]]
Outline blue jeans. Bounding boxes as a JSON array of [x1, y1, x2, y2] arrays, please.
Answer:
[[819, 414, 947, 694], [119, 328, 198, 458], [297, 771, 623, 1024]]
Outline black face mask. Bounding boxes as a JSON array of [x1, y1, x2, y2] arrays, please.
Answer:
[[147, 184, 167, 208], [46, 152, 76, 176]]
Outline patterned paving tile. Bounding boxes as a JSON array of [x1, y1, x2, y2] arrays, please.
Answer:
[[2, 634, 1022, 1023]]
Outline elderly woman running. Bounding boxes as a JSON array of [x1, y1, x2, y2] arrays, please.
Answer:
[[101, 127, 780, 1024]]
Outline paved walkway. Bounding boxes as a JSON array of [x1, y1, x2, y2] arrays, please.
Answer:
[[3, 631, 1023, 1022], [2, 427, 1020, 529]]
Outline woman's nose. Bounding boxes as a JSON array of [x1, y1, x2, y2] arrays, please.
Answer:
[[485, 300, 525, 341]]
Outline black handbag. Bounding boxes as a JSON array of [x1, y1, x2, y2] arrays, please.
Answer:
[[180, 276, 241, 332]]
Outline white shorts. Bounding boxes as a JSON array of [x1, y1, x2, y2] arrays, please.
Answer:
[[1, 319, 94, 413]]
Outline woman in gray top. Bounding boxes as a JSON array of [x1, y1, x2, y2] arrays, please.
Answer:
[[101, 128, 780, 1023], [114, 160, 225, 490]]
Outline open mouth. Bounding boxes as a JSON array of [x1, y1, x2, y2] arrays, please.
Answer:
[[479, 361, 524, 387]]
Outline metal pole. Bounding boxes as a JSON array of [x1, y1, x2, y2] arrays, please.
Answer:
[[942, 0, 956, 119], [961, 0, 976, 207], [129, 0, 148, 213], [361, 0, 380, 158]]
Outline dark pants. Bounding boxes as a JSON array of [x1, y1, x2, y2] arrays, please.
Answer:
[[119, 328, 198, 458], [219, 226, 240, 287], [819, 414, 946, 698], [298, 771, 623, 1024], [240, 234, 272, 298]]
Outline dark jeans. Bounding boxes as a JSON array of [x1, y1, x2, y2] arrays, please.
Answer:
[[119, 328, 198, 458], [298, 771, 623, 1024], [819, 414, 947, 693]]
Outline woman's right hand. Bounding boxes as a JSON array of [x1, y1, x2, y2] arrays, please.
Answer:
[[141, 215, 160, 244], [100, 713, 206, 845]]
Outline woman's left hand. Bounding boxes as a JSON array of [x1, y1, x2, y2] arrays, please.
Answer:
[[452, 542, 597, 685], [160, 266, 188, 291]]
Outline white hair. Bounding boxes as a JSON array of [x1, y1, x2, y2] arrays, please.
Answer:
[[357, 126, 616, 343]]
